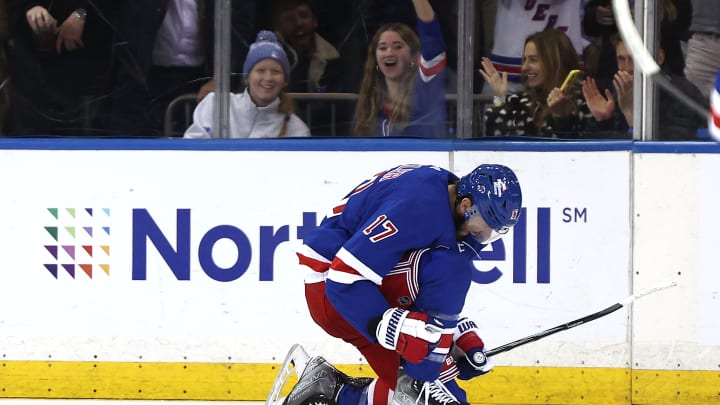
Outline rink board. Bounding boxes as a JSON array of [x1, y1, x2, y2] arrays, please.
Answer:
[[1, 360, 718, 403], [0, 139, 718, 404]]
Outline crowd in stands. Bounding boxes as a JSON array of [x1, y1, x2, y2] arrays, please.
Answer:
[[0, 0, 714, 139]]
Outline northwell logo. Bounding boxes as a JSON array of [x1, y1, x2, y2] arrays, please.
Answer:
[[43, 208, 111, 278]]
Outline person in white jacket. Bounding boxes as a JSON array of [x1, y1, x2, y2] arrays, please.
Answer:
[[184, 30, 310, 138]]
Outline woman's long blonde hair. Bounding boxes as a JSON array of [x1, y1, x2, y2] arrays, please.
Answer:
[[523, 29, 580, 127], [353, 23, 420, 136], [277, 92, 294, 137]]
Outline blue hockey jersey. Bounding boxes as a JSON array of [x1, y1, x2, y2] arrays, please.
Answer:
[[298, 164, 461, 341]]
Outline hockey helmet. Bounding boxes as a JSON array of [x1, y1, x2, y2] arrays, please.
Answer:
[[456, 164, 522, 243]]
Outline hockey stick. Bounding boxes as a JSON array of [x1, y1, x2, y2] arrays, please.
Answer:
[[611, 0, 709, 121], [485, 281, 677, 357]]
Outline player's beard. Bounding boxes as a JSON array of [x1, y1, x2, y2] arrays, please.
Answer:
[[453, 210, 467, 241]]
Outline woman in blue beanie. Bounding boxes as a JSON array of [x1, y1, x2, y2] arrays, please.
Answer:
[[184, 31, 310, 138]]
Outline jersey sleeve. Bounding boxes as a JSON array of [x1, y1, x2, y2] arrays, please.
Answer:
[[417, 17, 447, 82]]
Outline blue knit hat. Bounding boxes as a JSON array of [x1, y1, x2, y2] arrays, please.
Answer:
[[243, 30, 290, 80]]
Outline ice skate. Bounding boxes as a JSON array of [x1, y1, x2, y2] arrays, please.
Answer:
[[282, 356, 346, 405], [391, 369, 466, 405]]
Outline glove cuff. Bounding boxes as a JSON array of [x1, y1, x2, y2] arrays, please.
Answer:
[[454, 317, 485, 352], [376, 308, 409, 350], [456, 332, 484, 352]]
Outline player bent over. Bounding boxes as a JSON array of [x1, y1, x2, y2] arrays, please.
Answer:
[[288, 164, 522, 405]]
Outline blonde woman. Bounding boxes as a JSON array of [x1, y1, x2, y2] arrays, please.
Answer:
[[184, 30, 310, 138], [353, 0, 448, 138]]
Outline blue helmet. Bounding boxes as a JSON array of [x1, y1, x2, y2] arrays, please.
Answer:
[[456, 164, 522, 231]]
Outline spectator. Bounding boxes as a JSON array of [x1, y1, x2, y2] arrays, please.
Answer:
[[272, 0, 341, 93], [271, 0, 349, 136], [657, 0, 692, 76], [582, 0, 620, 93], [109, 0, 256, 137], [184, 30, 310, 138], [484, 0, 589, 94], [684, 0, 720, 99], [5, 0, 115, 136], [482, 29, 603, 138], [583, 0, 691, 92], [353, 0, 448, 138], [583, 35, 707, 140]]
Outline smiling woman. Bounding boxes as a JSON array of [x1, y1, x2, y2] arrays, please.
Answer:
[[481, 29, 616, 139], [353, 0, 449, 138], [183, 31, 310, 139]]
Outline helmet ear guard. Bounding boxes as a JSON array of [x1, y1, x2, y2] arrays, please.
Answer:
[[456, 164, 523, 233]]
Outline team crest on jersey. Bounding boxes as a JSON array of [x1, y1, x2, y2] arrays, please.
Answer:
[[510, 208, 520, 221]]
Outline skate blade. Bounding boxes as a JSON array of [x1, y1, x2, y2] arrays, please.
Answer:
[[265, 344, 312, 405]]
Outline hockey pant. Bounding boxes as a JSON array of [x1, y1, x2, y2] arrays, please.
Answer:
[[304, 281, 466, 405]]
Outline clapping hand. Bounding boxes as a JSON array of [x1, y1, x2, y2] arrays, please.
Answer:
[[56, 12, 85, 53], [25, 6, 56, 35], [479, 57, 508, 98], [612, 70, 635, 125], [582, 76, 615, 121]]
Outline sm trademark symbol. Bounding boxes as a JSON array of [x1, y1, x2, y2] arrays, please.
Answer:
[[562, 207, 587, 223]]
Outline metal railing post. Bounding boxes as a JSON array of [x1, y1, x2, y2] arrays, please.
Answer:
[[213, 0, 232, 139], [456, 0, 475, 138], [634, 0, 659, 140]]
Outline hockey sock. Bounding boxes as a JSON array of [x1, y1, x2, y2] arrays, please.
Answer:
[[337, 379, 372, 405]]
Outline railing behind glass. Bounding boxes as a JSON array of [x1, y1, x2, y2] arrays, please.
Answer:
[[163, 93, 493, 138]]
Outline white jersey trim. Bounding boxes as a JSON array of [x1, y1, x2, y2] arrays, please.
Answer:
[[297, 244, 331, 264], [419, 52, 446, 82], [421, 52, 446, 70], [327, 268, 366, 284], [334, 247, 383, 285], [303, 270, 326, 284]]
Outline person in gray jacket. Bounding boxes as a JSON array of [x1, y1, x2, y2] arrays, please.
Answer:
[[184, 30, 310, 138], [684, 0, 720, 99]]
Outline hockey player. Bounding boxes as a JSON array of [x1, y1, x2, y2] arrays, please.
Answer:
[[294, 163, 522, 405]]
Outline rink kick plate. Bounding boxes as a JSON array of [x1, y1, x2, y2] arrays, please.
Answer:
[[0, 359, 718, 403]]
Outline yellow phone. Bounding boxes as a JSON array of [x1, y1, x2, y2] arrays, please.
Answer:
[[560, 69, 582, 91]]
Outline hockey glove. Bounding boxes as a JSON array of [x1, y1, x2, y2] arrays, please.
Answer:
[[374, 308, 442, 364], [453, 317, 494, 379]]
